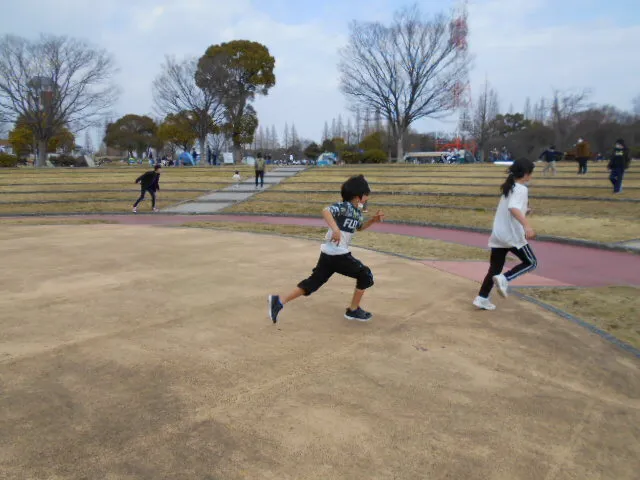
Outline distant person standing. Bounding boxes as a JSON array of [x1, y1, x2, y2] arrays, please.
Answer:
[[539, 145, 561, 176], [132, 164, 161, 213], [575, 137, 591, 175], [608, 139, 630, 194], [255, 152, 266, 188]]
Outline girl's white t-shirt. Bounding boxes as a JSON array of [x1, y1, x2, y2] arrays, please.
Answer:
[[489, 183, 528, 249]]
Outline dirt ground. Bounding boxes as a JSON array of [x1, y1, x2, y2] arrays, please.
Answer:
[[1, 225, 639, 480]]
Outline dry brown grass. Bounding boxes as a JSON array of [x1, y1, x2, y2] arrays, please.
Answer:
[[224, 200, 640, 243], [296, 174, 640, 189], [0, 191, 207, 203], [526, 287, 640, 349], [0, 183, 223, 193], [274, 182, 640, 198], [0, 217, 114, 225], [0, 201, 174, 215], [180, 221, 488, 260], [255, 192, 640, 220]]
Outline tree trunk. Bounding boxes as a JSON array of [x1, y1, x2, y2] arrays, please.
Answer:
[[36, 139, 48, 167], [233, 142, 242, 164], [396, 131, 404, 163], [199, 137, 206, 167]]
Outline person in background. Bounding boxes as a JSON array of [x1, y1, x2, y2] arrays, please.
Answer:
[[232, 170, 241, 188], [539, 145, 561, 176], [575, 137, 591, 174], [255, 152, 266, 188], [133, 164, 161, 213], [608, 138, 630, 194]]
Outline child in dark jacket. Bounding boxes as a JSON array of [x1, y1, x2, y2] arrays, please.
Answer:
[[608, 139, 630, 194], [133, 164, 161, 212]]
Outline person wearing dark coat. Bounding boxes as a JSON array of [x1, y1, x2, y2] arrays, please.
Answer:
[[133, 164, 162, 212], [608, 139, 630, 194]]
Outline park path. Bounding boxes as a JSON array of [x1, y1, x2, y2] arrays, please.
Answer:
[[17, 213, 640, 288], [162, 166, 306, 214]]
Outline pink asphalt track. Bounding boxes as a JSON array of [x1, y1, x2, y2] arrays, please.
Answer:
[[21, 213, 640, 288]]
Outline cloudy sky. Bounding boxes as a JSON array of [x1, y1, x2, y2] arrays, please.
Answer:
[[2, 0, 639, 143]]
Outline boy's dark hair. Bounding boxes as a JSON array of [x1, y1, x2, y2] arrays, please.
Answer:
[[341, 175, 370, 202], [500, 158, 535, 197], [154, 164, 162, 171], [257, 152, 263, 158]]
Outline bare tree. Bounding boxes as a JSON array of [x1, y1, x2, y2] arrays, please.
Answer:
[[533, 97, 547, 124], [354, 107, 362, 144], [153, 56, 223, 163], [290, 123, 299, 148], [322, 121, 330, 141], [523, 97, 531, 120], [83, 130, 93, 153], [549, 89, 590, 149], [270, 125, 279, 149], [283, 122, 290, 149], [339, 4, 470, 161], [337, 115, 344, 139], [464, 80, 499, 161], [346, 117, 353, 145], [0, 34, 118, 167], [633, 94, 640, 117]]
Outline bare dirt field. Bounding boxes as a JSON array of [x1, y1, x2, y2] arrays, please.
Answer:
[[1, 225, 639, 480]]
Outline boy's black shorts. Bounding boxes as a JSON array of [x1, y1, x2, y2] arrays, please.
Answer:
[[298, 252, 374, 296]]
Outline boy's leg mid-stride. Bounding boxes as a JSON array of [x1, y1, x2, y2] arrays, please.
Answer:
[[268, 174, 384, 324], [269, 252, 374, 324]]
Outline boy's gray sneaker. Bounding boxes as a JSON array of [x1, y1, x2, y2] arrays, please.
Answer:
[[345, 307, 372, 322], [268, 295, 283, 324]]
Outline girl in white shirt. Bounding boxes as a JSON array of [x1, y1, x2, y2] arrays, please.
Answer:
[[474, 158, 538, 311]]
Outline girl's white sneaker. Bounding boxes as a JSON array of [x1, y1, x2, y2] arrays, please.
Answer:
[[493, 274, 509, 298], [473, 296, 496, 311]]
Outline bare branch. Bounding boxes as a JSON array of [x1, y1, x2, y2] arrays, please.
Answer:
[[0, 34, 119, 166], [339, 4, 470, 160], [153, 56, 224, 156]]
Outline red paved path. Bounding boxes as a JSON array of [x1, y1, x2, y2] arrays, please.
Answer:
[[8, 213, 640, 287]]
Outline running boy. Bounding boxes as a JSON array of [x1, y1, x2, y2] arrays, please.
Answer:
[[132, 164, 161, 213], [473, 158, 538, 310], [268, 175, 384, 323]]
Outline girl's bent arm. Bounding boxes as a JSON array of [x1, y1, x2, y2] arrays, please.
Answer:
[[509, 208, 535, 239]]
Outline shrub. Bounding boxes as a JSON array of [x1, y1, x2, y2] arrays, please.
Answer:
[[362, 149, 388, 164], [342, 150, 364, 164], [50, 155, 88, 167], [0, 153, 19, 168]]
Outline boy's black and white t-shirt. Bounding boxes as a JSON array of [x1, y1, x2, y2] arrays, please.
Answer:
[[321, 201, 364, 255]]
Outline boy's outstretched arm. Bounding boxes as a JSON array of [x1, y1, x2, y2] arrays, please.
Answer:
[[359, 210, 385, 231]]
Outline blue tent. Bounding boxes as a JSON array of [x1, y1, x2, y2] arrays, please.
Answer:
[[179, 151, 195, 166]]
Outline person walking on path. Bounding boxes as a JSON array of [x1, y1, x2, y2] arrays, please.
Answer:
[[255, 152, 266, 188], [575, 137, 591, 175], [539, 145, 561, 176], [473, 158, 538, 311], [608, 138, 630, 194], [132, 164, 161, 213], [268, 175, 385, 323]]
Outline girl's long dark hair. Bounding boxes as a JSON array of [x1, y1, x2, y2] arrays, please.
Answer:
[[500, 158, 535, 197]]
